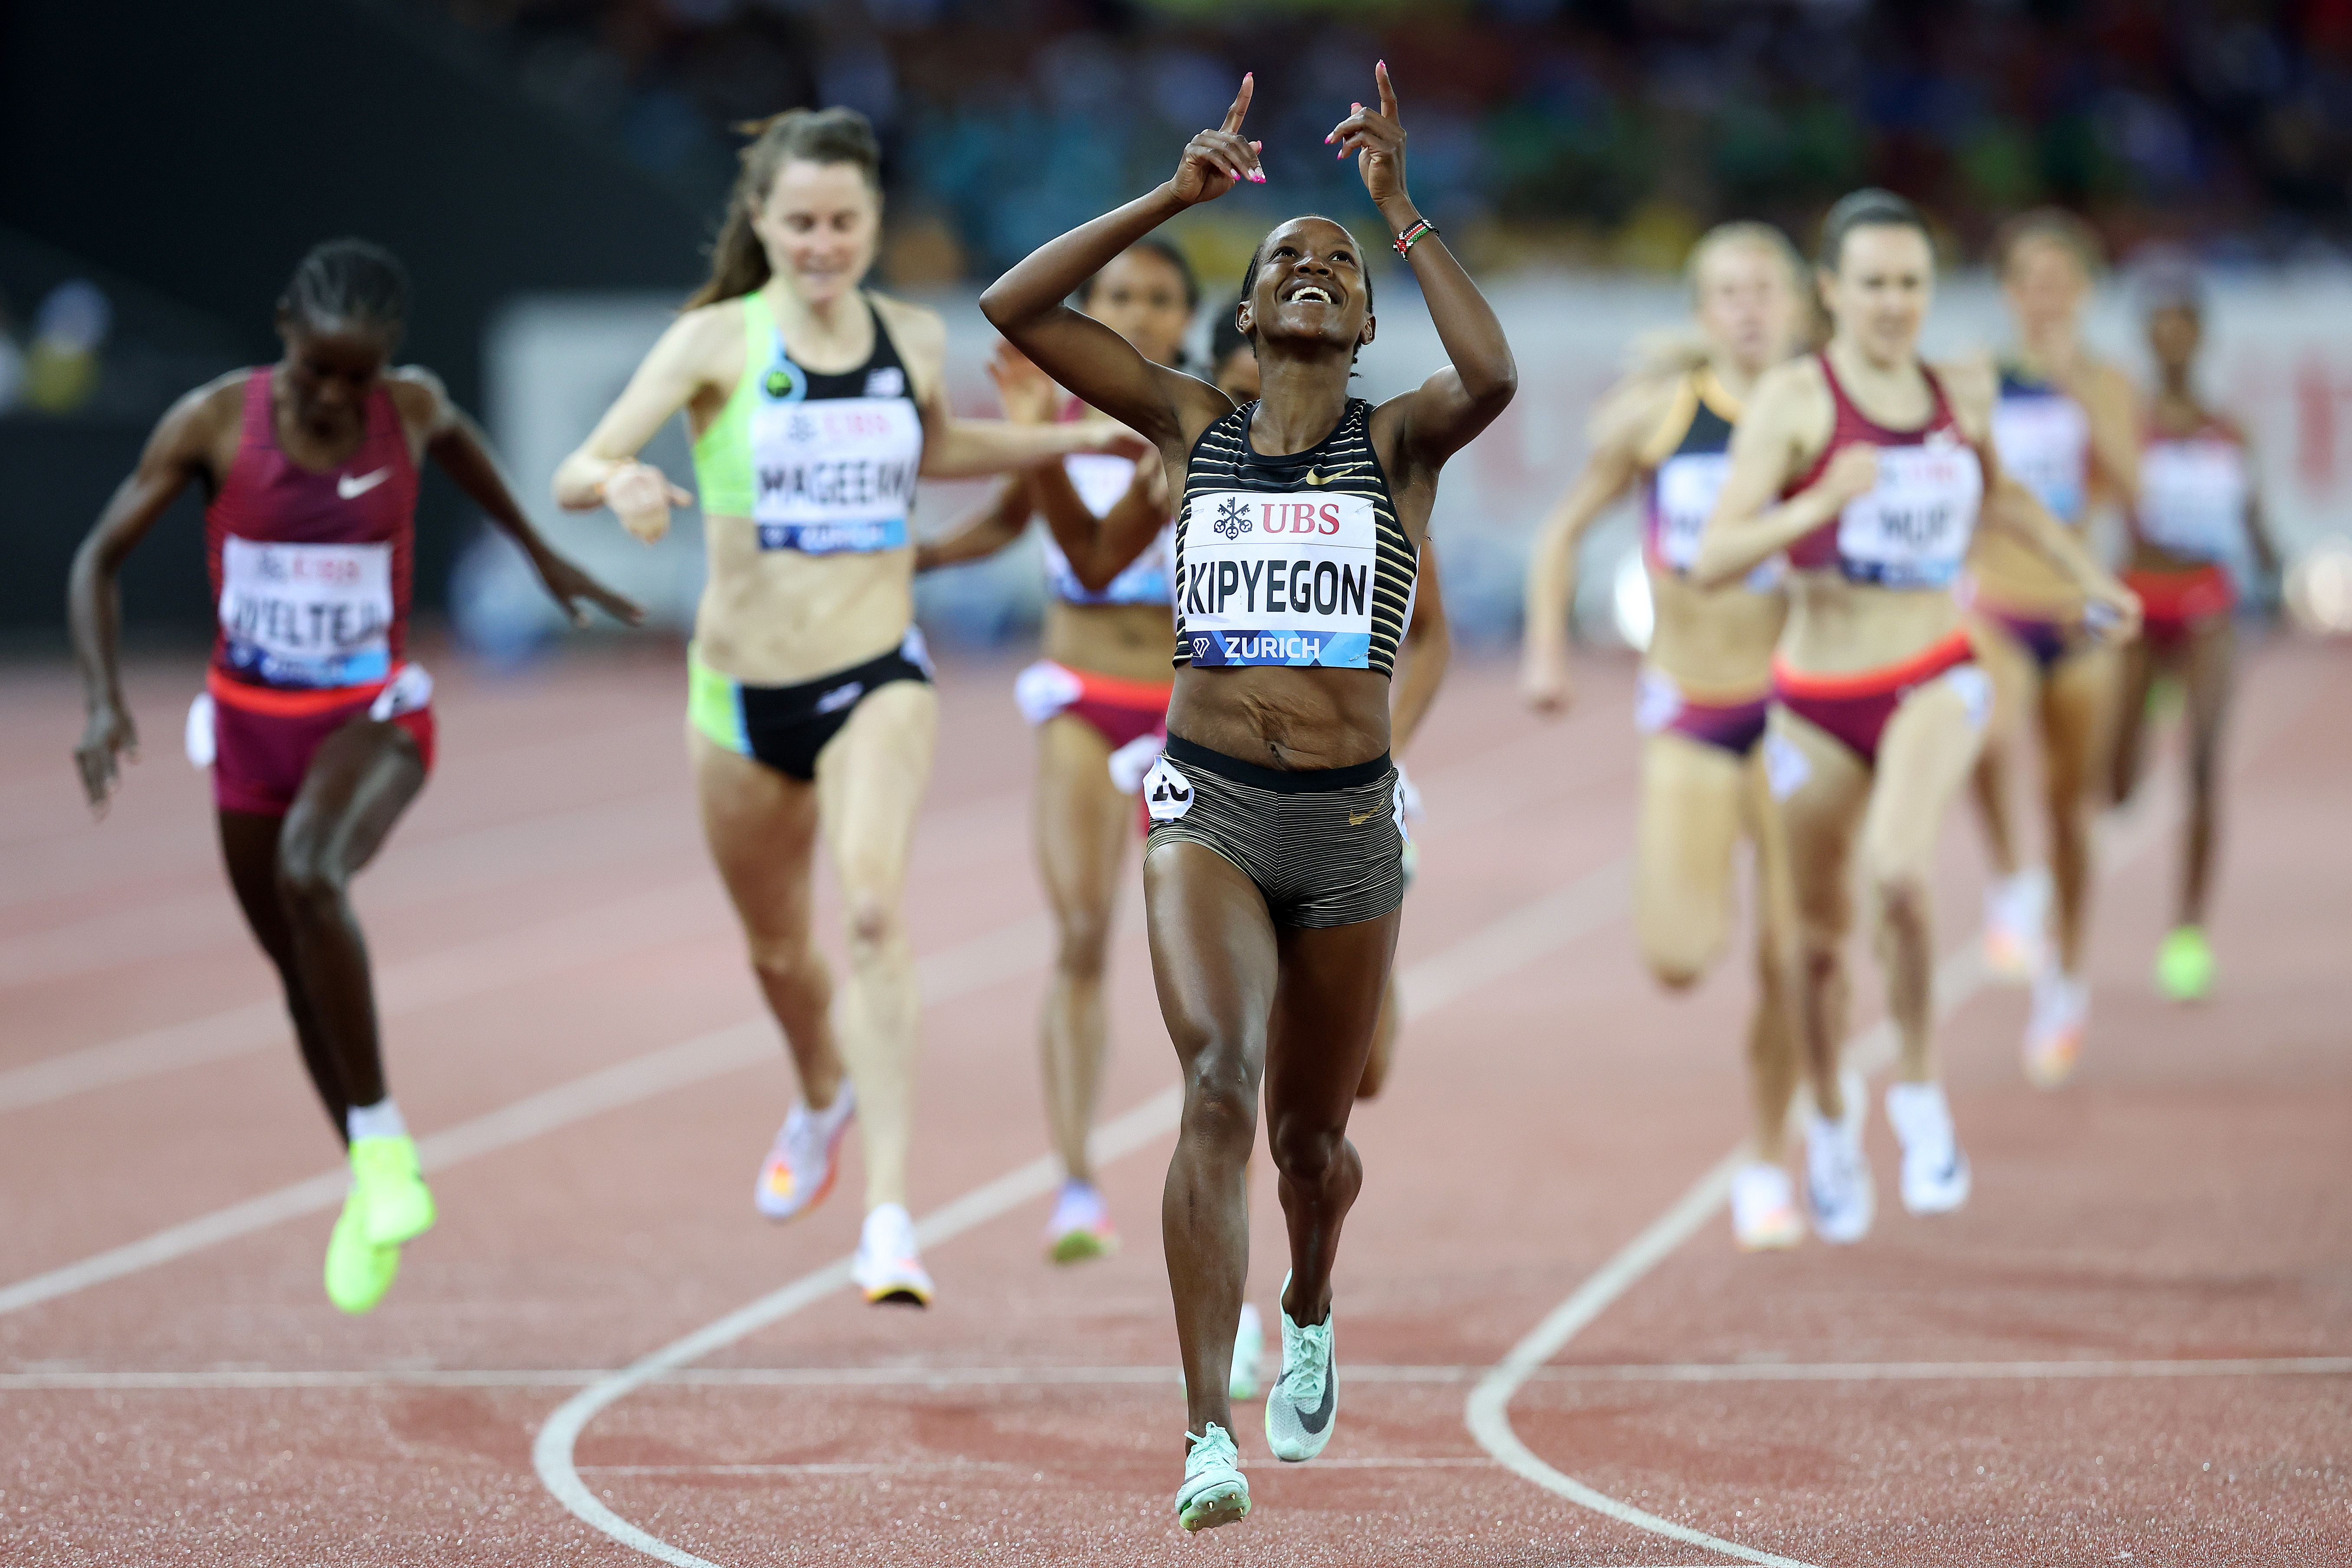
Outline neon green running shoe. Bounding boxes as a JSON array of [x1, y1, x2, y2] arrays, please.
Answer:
[[2156, 926, 2215, 1002], [324, 1193, 400, 1314], [351, 1135, 436, 1248]]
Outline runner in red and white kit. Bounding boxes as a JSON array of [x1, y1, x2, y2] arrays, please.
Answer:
[[67, 239, 639, 1315], [1697, 191, 2138, 1241], [2109, 259, 2283, 1004]]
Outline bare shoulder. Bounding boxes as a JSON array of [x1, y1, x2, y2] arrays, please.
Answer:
[[1753, 354, 1831, 426], [866, 292, 947, 399], [1932, 354, 1997, 435], [384, 364, 451, 416], [159, 370, 251, 455], [1586, 368, 1683, 455], [867, 292, 945, 358], [2082, 355, 2142, 412]]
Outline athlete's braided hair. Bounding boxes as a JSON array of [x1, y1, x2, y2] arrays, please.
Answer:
[[690, 107, 883, 311], [280, 239, 410, 346]]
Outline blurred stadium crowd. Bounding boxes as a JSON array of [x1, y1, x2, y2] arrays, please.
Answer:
[[426, 0, 2352, 282]]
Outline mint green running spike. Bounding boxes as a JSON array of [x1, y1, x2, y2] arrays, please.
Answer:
[[2156, 926, 2215, 1002]]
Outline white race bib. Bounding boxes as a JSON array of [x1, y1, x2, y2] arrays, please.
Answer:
[[2138, 439, 2248, 561], [1043, 455, 1173, 606], [1991, 393, 2089, 524], [749, 394, 922, 554], [1180, 491, 1376, 668], [217, 535, 393, 687], [1652, 452, 1729, 573], [1836, 440, 1983, 589]]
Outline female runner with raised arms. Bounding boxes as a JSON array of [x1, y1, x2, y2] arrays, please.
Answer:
[[1201, 316, 1451, 1401], [982, 65, 1513, 1529], [69, 239, 640, 1315], [554, 109, 1116, 1307], [1695, 190, 2138, 1244], [916, 241, 1198, 1265], [1966, 212, 2143, 1087], [1519, 222, 1811, 1250], [2109, 261, 2281, 1003]]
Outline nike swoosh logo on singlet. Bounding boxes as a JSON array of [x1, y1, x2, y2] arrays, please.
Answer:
[[1348, 809, 1377, 825], [1302, 465, 1364, 487], [337, 468, 393, 501]]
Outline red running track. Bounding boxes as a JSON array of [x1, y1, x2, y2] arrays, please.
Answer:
[[0, 636, 2345, 1567]]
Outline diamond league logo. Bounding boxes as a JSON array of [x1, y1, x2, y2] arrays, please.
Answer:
[[1211, 497, 1253, 539]]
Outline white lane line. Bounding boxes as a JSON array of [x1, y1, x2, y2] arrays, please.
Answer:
[[531, 851, 1637, 1568], [1465, 725, 2246, 1566], [13, 1355, 2344, 1393], [0, 915, 1050, 1319], [0, 880, 715, 1115], [576, 1457, 1504, 1477]]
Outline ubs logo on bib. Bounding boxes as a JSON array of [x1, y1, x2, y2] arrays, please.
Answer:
[[1211, 498, 1254, 539]]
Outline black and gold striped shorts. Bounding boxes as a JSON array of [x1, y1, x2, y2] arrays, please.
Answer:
[[1142, 735, 1405, 929]]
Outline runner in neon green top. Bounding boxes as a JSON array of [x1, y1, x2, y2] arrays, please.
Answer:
[[555, 107, 1118, 1308]]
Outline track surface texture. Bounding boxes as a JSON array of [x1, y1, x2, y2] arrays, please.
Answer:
[[2, 635, 2345, 1567]]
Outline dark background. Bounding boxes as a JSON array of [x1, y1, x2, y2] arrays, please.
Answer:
[[8, 0, 2350, 645]]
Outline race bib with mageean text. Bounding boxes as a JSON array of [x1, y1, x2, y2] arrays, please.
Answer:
[[749, 394, 922, 555]]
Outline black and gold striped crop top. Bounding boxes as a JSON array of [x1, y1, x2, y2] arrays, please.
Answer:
[[1171, 397, 1417, 677]]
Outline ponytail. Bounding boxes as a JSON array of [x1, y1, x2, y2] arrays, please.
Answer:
[[686, 107, 883, 311]]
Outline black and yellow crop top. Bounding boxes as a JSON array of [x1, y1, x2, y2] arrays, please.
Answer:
[[1171, 398, 1416, 676]]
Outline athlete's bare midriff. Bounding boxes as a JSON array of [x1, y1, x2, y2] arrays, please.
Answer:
[[1165, 664, 1390, 773], [1779, 570, 1965, 677], [696, 514, 913, 685], [1646, 568, 1787, 694], [1044, 599, 1176, 686]]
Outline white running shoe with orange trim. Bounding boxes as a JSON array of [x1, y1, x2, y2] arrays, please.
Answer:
[[2023, 969, 2089, 1090], [1982, 867, 2051, 985], [852, 1201, 934, 1306], [1730, 1162, 1803, 1251], [754, 1083, 855, 1223]]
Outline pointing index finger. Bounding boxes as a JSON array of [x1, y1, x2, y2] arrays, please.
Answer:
[[1222, 72, 1253, 134], [1375, 59, 1397, 120]]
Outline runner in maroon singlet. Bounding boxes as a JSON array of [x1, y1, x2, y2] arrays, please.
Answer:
[[67, 239, 640, 1315]]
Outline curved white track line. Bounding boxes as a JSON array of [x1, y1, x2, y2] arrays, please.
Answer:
[[1465, 754, 2217, 1564], [533, 854, 1634, 1565]]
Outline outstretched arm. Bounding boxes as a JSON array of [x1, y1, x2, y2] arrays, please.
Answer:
[[67, 381, 226, 814], [1691, 360, 1865, 587], [552, 307, 716, 541], [1982, 465, 2142, 638], [397, 369, 643, 627], [915, 476, 1031, 572], [1034, 456, 1170, 593], [1520, 378, 1662, 713], [980, 78, 1259, 448], [1337, 62, 1515, 472]]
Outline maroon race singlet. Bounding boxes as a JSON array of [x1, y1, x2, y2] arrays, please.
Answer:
[[206, 369, 419, 691]]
